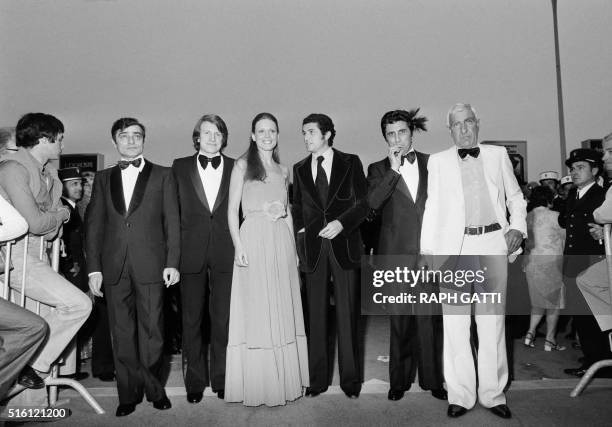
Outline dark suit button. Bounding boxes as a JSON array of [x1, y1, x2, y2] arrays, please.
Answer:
[[569, 234, 573, 238], [570, 224, 573, 228], [126, 222, 131, 228], [569, 244, 573, 248], [571, 214, 575, 218]]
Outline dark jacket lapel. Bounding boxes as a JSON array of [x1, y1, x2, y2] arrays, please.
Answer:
[[110, 166, 127, 216], [212, 155, 233, 213], [298, 157, 321, 208], [327, 149, 350, 204], [126, 161, 152, 217], [415, 151, 428, 204], [189, 154, 211, 212]]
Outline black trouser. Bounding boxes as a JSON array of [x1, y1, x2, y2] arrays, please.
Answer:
[[305, 240, 361, 393], [105, 263, 165, 405], [91, 295, 115, 377], [181, 267, 232, 393]]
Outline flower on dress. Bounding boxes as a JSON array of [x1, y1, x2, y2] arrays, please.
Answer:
[[263, 200, 287, 221]]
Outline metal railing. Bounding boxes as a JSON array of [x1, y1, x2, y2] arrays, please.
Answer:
[[1, 233, 104, 414], [570, 223, 612, 397]]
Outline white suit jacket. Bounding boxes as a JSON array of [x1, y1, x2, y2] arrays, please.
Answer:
[[420, 144, 527, 255]]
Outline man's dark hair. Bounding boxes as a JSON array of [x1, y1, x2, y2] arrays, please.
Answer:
[[302, 113, 336, 147], [16, 113, 64, 148], [380, 109, 428, 138], [529, 185, 554, 209], [111, 117, 146, 142], [192, 114, 228, 152]]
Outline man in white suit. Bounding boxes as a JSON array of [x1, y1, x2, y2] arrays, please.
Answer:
[[421, 104, 526, 419]]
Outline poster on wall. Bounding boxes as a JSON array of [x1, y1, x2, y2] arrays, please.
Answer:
[[59, 153, 104, 172], [481, 140, 528, 184]]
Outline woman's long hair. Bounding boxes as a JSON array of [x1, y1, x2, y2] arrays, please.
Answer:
[[244, 112, 280, 181]]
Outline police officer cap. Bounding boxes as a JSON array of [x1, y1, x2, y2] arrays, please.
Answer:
[[58, 167, 82, 182], [560, 175, 572, 186], [539, 171, 559, 182], [565, 148, 602, 167]]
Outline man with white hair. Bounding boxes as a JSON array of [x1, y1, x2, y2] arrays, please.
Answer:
[[421, 103, 526, 419]]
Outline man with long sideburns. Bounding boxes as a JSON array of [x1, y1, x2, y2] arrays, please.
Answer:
[[86, 118, 180, 417], [172, 115, 234, 403], [421, 104, 526, 419], [367, 109, 446, 402], [292, 113, 369, 399]]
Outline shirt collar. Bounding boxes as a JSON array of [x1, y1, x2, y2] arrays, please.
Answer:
[[578, 181, 596, 198], [311, 147, 333, 163], [62, 196, 76, 208]]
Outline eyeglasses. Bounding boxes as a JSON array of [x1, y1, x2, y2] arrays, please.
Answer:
[[450, 118, 477, 130], [385, 128, 410, 140], [117, 132, 144, 143]]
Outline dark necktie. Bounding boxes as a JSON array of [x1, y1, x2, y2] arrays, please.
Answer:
[[458, 147, 480, 159], [315, 155, 329, 205], [198, 155, 221, 170], [401, 151, 416, 165], [118, 158, 142, 170]]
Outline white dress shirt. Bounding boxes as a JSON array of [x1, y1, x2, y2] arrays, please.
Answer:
[[577, 181, 596, 199], [121, 155, 145, 209], [197, 153, 223, 208], [311, 147, 333, 184], [398, 149, 419, 200]]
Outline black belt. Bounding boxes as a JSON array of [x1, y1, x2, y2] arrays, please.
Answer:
[[464, 223, 501, 235]]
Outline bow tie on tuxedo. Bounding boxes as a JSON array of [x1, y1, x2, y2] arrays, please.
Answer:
[[401, 151, 416, 165], [118, 158, 142, 170], [198, 155, 221, 170], [458, 147, 480, 159]]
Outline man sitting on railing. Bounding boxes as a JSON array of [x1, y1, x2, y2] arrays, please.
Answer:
[[0, 113, 92, 388], [575, 132, 612, 378], [0, 194, 49, 400]]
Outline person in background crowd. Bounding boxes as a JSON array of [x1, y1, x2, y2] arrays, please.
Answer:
[[559, 148, 607, 377], [172, 114, 234, 403], [0, 193, 49, 400], [0, 113, 92, 393], [523, 186, 566, 351], [77, 169, 95, 220], [85, 117, 180, 417], [421, 104, 526, 419], [558, 175, 574, 201], [539, 171, 565, 213], [292, 113, 369, 399], [225, 112, 308, 406], [367, 109, 446, 402]]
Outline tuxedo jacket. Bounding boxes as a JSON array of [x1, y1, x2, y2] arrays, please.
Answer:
[[85, 160, 180, 285], [367, 152, 428, 255], [60, 197, 84, 273], [171, 154, 234, 274], [292, 149, 369, 272], [420, 144, 527, 255]]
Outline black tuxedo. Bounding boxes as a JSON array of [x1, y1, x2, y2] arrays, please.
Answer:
[[367, 152, 444, 392], [292, 149, 368, 394], [172, 154, 234, 393], [85, 160, 180, 404], [559, 183, 608, 366]]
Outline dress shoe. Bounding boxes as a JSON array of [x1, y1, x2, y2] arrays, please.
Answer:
[[305, 387, 327, 397], [343, 389, 360, 399], [115, 403, 136, 417], [387, 389, 405, 401], [186, 392, 203, 403], [17, 365, 45, 389], [59, 372, 89, 381], [216, 390, 225, 399], [431, 389, 448, 400], [447, 404, 467, 418], [564, 366, 587, 377], [95, 373, 115, 382], [153, 396, 172, 410], [489, 404, 512, 419]]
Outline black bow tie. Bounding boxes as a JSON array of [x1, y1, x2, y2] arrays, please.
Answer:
[[458, 147, 480, 159], [118, 158, 142, 170], [401, 152, 416, 165], [199, 155, 221, 170]]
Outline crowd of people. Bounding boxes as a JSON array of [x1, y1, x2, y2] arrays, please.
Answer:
[[1, 105, 611, 421]]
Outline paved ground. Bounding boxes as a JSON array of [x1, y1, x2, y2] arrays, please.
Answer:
[[2, 316, 611, 426]]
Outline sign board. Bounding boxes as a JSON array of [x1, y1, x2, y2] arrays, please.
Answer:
[[59, 153, 104, 172]]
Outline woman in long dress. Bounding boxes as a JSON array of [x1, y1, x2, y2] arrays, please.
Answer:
[[225, 113, 309, 406], [523, 186, 567, 351]]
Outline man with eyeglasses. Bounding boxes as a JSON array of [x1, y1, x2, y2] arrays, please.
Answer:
[[171, 115, 234, 404], [85, 117, 180, 417], [366, 109, 446, 403], [421, 104, 526, 419]]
